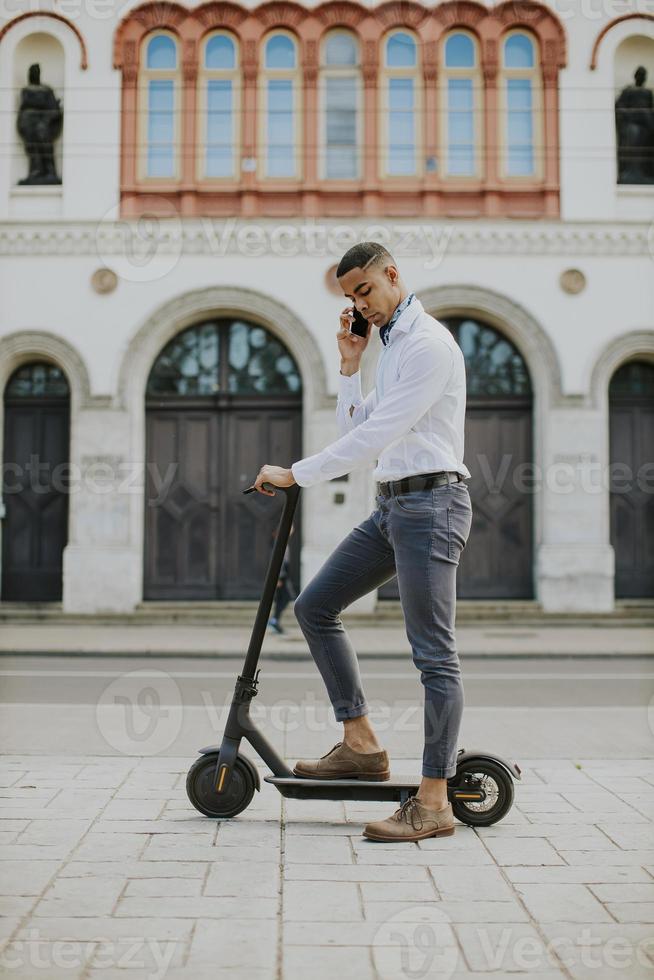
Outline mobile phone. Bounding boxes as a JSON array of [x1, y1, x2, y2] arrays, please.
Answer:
[[350, 308, 369, 339]]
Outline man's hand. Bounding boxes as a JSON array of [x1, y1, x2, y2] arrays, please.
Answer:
[[338, 306, 370, 371], [254, 465, 296, 496]]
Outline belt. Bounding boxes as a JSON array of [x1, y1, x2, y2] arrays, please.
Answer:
[[376, 470, 466, 497]]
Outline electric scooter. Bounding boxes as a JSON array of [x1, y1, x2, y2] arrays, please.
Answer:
[[186, 482, 521, 827]]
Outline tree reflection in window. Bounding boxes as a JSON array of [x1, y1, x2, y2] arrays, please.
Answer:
[[146, 319, 302, 396], [444, 318, 531, 397], [5, 363, 69, 398], [228, 321, 301, 393], [147, 323, 220, 396]]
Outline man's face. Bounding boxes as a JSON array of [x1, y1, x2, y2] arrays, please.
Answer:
[[338, 260, 402, 328]]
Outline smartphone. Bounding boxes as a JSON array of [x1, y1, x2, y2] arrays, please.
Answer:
[[350, 308, 369, 339]]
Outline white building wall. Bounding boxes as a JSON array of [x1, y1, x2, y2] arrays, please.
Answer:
[[0, 1, 653, 613]]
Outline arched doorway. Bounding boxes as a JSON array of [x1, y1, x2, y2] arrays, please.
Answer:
[[1, 362, 70, 601], [144, 318, 303, 599], [379, 316, 534, 600], [609, 360, 654, 598]]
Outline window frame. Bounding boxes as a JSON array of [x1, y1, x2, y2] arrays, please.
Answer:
[[196, 31, 241, 183], [258, 30, 303, 182], [138, 30, 182, 182], [439, 30, 484, 181], [498, 29, 543, 181], [379, 29, 422, 180], [319, 29, 363, 183]]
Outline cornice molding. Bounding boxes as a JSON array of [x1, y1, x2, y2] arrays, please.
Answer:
[[0, 221, 649, 258]]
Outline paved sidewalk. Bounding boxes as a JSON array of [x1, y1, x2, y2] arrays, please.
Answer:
[[1, 755, 653, 980], [1, 621, 653, 657]]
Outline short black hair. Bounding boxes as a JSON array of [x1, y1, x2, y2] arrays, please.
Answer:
[[336, 241, 396, 278]]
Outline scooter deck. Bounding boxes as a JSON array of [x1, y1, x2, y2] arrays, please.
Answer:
[[264, 774, 420, 802]]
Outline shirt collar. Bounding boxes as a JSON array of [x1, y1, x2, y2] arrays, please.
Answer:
[[380, 293, 421, 346]]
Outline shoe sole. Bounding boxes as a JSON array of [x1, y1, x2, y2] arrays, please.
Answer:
[[292, 768, 391, 782], [362, 825, 455, 842]]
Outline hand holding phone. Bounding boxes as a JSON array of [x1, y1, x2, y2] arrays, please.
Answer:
[[349, 307, 369, 338], [337, 306, 371, 365]]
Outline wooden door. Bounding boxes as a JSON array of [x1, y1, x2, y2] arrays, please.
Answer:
[[609, 361, 654, 598], [379, 316, 534, 600], [457, 400, 533, 598], [144, 320, 302, 600], [2, 364, 70, 601]]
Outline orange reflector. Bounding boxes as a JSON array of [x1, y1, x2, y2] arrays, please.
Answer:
[[217, 765, 228, 791]]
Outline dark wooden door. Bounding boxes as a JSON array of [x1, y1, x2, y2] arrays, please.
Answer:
[[609, 361, 654, 598], [144, 319, 302, 600], [144, 404, 301, 599], [144, 408, 220, 600], [457, 401, 533, 598], [2, 364, 70, 601], [379, 316, 534, 600]]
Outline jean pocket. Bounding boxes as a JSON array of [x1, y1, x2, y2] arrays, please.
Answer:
[[392, 488, 434, 514]]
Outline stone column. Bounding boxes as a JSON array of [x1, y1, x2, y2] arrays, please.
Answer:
[[62, 406, 142, 613]]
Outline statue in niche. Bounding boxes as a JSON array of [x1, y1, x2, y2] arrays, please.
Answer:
[[16, 63, 63, 185], [615, 66, 654, 184]]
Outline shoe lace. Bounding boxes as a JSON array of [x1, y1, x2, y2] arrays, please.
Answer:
[[393, 796, 424, 831], [319, 742, 343, 759]]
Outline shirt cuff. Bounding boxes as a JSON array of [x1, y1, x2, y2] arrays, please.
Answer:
[[338, 369, 363, 403], [291, 459, 315, 487]]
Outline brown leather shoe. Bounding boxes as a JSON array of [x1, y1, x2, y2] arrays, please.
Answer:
[[363, 796, 455, 842], [293, 741, 390, 781]]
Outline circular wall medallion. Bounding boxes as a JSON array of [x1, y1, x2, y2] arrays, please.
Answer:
[[91, 267, 118, 294], [325, 263, 342, 296], [560, 268, 586, 295]]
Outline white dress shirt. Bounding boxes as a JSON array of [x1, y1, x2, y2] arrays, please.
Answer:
[[290, 296, 471, 488]]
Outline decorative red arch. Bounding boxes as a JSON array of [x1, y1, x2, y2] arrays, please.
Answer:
[[0, 11, 88, 69], [590, 13, 654, 70]]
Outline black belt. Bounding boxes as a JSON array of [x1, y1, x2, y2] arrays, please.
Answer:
[[376, 470, 466, 497]]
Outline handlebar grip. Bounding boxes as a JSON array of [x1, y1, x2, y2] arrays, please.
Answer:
[[242, 482, 289, 495]]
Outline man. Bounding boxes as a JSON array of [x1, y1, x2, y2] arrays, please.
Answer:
[[253, 242, 472, 842]]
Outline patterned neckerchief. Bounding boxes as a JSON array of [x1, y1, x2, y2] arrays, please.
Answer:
[[379, 292, 416, 347]]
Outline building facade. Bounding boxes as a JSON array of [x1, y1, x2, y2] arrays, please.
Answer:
[[0, 0, 653, 614]]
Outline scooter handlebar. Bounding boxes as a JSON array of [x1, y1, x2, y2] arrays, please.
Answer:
[[242, 482, 300, 496]]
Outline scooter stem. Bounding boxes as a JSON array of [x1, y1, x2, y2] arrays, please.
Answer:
[[241, 482, 301, 680]]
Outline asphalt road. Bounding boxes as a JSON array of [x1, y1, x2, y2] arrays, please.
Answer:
[[1, 654, 652, 765]]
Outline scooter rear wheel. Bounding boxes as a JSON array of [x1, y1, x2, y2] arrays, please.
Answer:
[[451, 758, 514, 827], [186, 752, 256, 818]]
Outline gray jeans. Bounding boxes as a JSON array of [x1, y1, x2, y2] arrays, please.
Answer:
[[293, 480, 473, 779]]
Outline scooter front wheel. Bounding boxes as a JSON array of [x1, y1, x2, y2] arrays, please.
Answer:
[[450, 758, 514, 827], [186, 752, 256, 818]]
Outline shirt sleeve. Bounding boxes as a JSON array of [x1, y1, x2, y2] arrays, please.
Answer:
[[335, 369, 377, 437], [291, 337, 454, 488]]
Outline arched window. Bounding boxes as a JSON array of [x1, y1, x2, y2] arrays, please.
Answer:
[[146, 321, 302, 396], [441, 31, 482, 178], [381, 31, 420, 177], [261, 32, 300, 179], [500, 31, 541, 178], [320, 30, 361, 180], [140, 32, 180, 179], [199, 32, 239, 179]]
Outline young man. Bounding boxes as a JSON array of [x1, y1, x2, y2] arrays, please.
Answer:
[[252, 242, 473, 842]]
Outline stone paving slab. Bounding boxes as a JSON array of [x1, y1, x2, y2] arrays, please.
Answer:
[[0, 755, 652, 979]]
